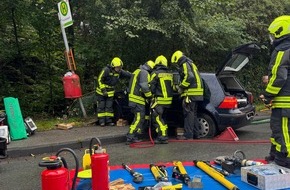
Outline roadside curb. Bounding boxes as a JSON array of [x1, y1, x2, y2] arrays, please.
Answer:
[[4, 112, 270, 158], [7, 134, 126, 158]]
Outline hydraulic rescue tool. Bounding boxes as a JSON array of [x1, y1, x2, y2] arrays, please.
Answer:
[[194, 160, 239, 190], [205, 161, 230, 176], [150, 164, 169, 182], [138, 182, 182, 190], [122, 163, 144, 183], [214, 150, 264, 174], [172, 161, 191, 184]]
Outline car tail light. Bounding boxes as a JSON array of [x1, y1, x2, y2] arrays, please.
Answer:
[[219, 96, 238, 109], [248, 93, 254, 104]]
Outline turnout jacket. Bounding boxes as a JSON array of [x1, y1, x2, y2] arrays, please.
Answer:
[[177, 57, 204, 101], [265, 36, 290, 108], [96, 65, 131, 97], [128, 65, 152, 106], [150, 65, 173, 106]]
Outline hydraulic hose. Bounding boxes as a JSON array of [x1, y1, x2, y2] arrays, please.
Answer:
[[56, 148, 79, 190], [169, 139, 270, 144], [129, 125, 155, 148]]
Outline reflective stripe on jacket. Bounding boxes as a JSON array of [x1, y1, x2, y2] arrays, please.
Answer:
[[128, 65, 152, 106], [150, 65, 173, 105], [96, 65, 131, 97], [178, 59, 204, 100]]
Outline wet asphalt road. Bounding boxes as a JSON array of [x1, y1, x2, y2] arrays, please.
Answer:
[[0, 120, 271, 190]]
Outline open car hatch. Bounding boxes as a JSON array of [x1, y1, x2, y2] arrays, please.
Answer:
[[216, 43, 261, 76]]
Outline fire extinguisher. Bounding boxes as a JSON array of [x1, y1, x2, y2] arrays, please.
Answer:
[[89, 137, 110, 190], [39, 148, 79, 190]]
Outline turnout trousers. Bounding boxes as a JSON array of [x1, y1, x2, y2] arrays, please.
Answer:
[[182, 98, 199, 139], [152, 105, 168, 139], [127, 104, 146, 137], [270, 108, 290, 168], [96, 95, 114, 125]]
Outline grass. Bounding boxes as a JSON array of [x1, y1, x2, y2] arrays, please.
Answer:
[[255, 102, 271, 112], [255, 103, 267, 111], [34, 116, 97, 132]]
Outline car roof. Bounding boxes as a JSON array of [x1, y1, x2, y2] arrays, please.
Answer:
[[216, 43, 261, 76]]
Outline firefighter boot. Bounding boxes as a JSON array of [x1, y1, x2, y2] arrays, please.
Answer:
[[154, 135, 168, 144], [126, 133, 142, 145], [274, 152, 290, 169], [265, 154, 275, 163]]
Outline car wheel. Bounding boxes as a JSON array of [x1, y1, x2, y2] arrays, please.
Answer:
[[197, 113, 217, 138]]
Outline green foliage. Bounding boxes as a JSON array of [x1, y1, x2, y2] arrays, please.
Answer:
[[0, 0, 290, 117]]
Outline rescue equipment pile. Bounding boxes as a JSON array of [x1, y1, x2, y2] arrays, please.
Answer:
[[38, 139, 290, 190]]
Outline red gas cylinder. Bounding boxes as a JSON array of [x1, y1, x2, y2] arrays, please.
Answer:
[[90, 138, 110, 190], [63, 72, 82, 98], [39, 157, 70, 190]]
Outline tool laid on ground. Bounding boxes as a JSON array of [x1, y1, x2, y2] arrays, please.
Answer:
[[214, 150, 264, 174], [150, 164, 169, 182], [138, 182, 182, 190], [122, 163, 144, 183], [204, 161, 230, 176], [172, 161, 191, 184], [188, 175, 203, 189], [194, 160, 239, 190]]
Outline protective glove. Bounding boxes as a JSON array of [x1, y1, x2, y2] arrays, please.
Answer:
[[175, 85, 183, 94], [259, 94, 272, 109], [102, 89, 108, 97]]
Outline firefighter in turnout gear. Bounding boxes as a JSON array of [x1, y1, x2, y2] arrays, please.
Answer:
[[261, 15, 290, 168], [96, 57, 131, 127], [126, 60, 155, 144], [150, 55, 174, 144], [171, 51, 204, 139]]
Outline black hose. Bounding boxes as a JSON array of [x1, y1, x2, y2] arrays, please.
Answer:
[[56, 148, 79, 190], [60, 157, 68, 169], [89, 137, 102, 156]]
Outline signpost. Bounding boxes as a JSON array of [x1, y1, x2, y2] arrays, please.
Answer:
[[58, 0, 87, 118]]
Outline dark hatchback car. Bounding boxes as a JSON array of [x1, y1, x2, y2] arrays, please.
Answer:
[[117, 43, 260, 138]]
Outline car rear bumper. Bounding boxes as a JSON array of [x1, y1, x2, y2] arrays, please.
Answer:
[[218, 109, 255, 131]]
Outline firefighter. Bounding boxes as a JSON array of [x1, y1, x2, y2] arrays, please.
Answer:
[[150, 55, 173, 144], [126, 60, 155, 144], [260, 15, 290, 168], [96, 57, 131, 127], [171, 51, 204, 139]]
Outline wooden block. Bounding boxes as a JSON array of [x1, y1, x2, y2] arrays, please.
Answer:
[[124, 184, 135, 190], [109, 178, 124, 186], [112, 184, 135, 190], [55, 122, 75, 130], [116, 119, 123, 127], [176, 128, 184, 136], [122, 120, 128, 126]]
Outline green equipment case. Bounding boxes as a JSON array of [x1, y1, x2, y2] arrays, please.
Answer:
[[4, 97, 27, 140]]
